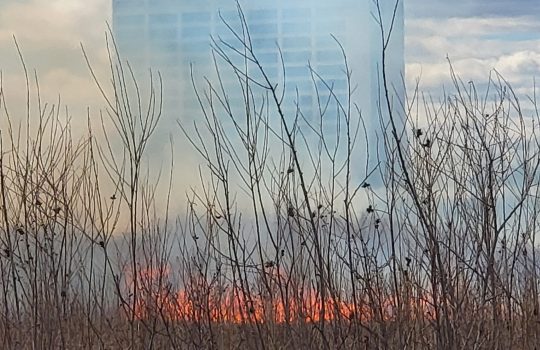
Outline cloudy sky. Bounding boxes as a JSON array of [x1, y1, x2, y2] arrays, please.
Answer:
[[0, 0, 539, 118], [406, 0, 540, 97]]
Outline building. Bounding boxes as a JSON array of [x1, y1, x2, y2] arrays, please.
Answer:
[[112, 0, 404, 173]]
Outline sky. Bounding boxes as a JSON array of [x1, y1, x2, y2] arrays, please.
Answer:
[[0, 0, 539, 123], [406, 0, 540, 98], [0, 0, 109, 115]]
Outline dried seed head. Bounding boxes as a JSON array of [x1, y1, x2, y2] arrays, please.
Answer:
[[264, 261, 274, 269], [288, 207, 295, 217]]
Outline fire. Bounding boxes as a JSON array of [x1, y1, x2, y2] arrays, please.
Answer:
[[125, 264, 435, 324]]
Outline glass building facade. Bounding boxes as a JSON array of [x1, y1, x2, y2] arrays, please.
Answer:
[[112, 0, 404, 165]]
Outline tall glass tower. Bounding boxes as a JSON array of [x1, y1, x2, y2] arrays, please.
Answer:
[[112, 0, 404, 168]]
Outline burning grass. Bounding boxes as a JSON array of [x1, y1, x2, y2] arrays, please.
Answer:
[[128, 265, 436, 325]]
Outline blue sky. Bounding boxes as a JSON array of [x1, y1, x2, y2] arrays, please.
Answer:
[[0, 0, 538, 113], [409, 0, 539, 17]]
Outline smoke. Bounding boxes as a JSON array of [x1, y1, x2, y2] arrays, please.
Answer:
[[0, 0, 110, 125], [0, 0, 406, 226]]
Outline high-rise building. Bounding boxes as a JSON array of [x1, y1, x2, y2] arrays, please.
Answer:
[[112, 0, 404, 169]]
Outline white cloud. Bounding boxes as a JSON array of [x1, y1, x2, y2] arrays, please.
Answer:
[[405, 15, 540, 105]]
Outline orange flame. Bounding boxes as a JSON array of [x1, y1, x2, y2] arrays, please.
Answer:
[[126, 265, 435, 324]]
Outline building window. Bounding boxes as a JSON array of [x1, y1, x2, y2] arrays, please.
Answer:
[[182, 12, 211, 24], [149, 14, 178, 26]]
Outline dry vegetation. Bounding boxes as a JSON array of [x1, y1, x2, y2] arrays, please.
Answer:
[[1, 1, 540, 349]]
